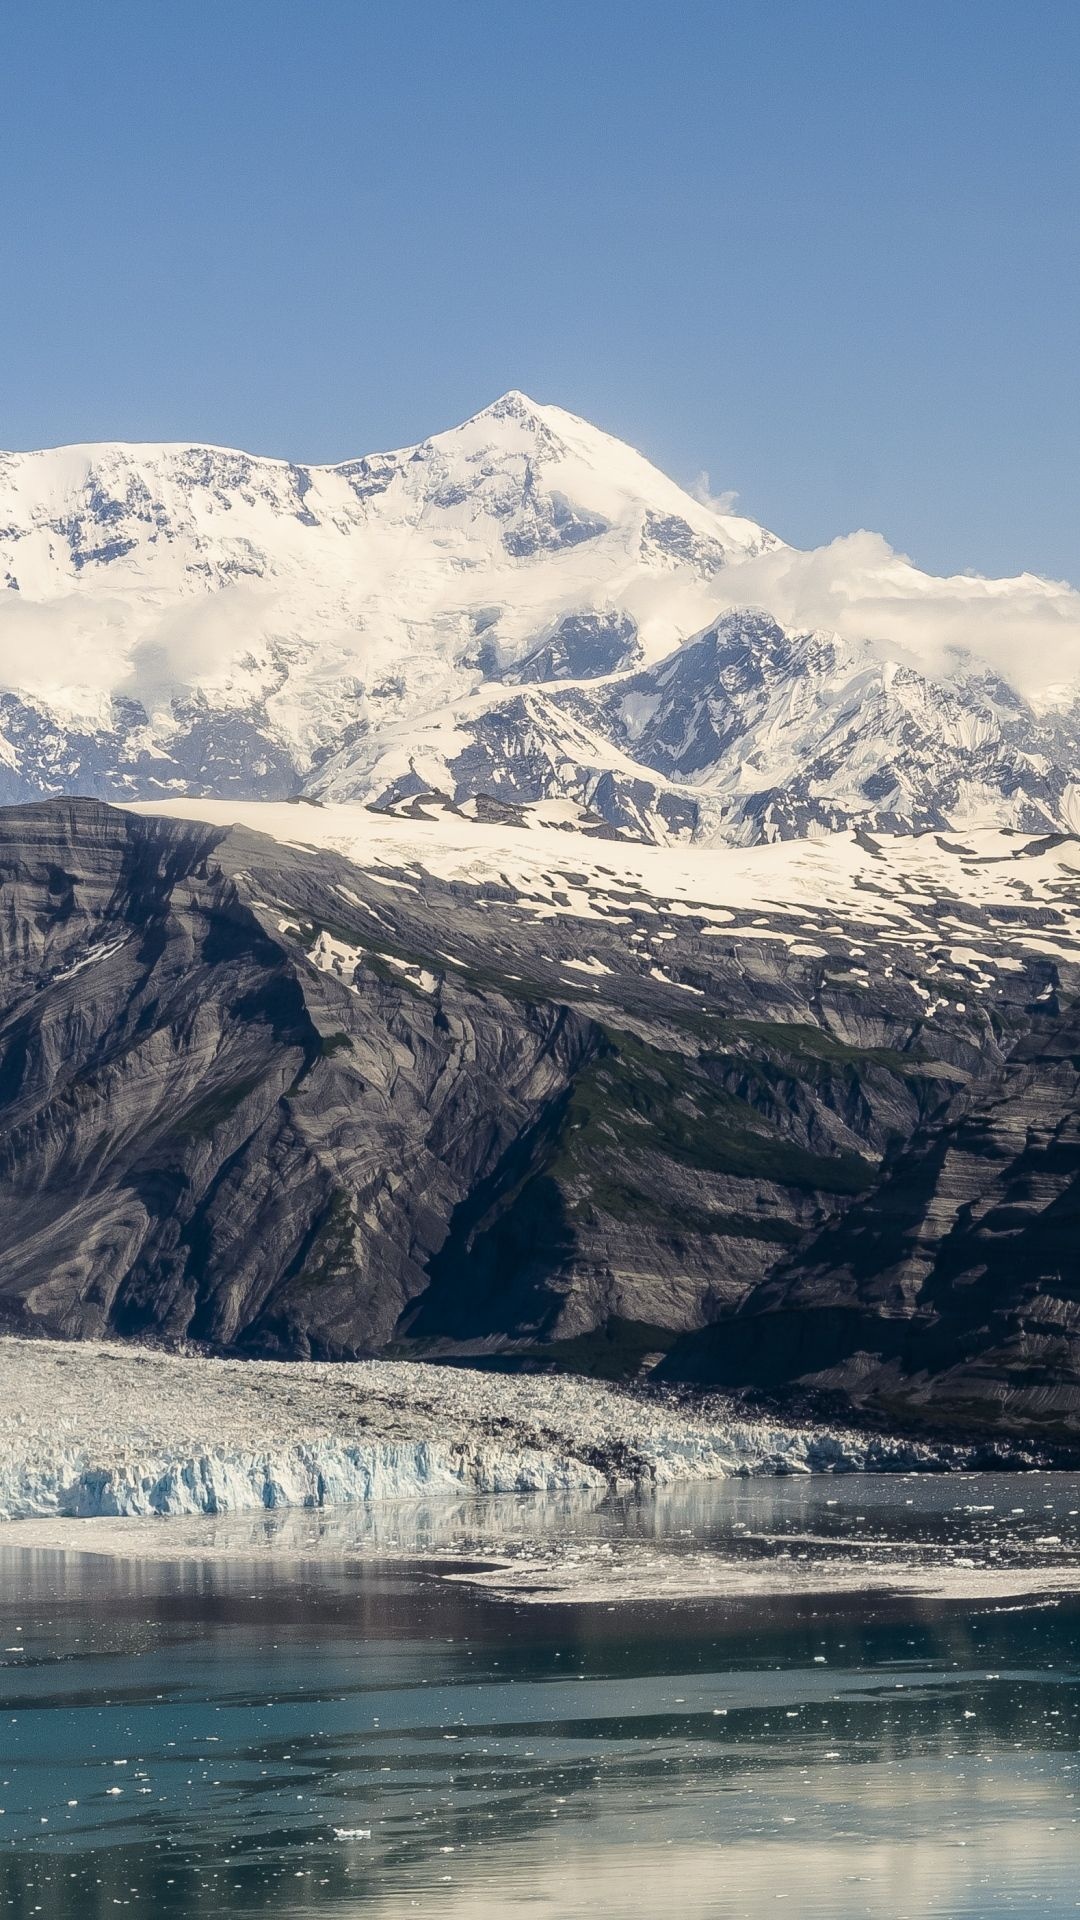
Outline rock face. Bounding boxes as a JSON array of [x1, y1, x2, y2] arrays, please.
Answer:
[[677, 997, 1080, 1440], [2, 796, 1080, 1442], [333, 609, 1080, 848]]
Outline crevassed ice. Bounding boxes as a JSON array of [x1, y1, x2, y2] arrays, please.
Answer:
[[0, 1441, 607, 1521], [0, 1426, 945, 1523]]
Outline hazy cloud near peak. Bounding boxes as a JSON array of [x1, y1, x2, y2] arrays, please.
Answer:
[[691, 471, 741, 515], [0, 585, 281, 716], [0, 524, 1077, 718], [712, 530, 1080, 703]]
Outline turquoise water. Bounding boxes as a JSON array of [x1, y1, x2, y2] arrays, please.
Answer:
[[0, 1475, 1078, 1918]]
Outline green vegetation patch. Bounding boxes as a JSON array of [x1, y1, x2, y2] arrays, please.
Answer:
[[551, 1027, 875, 1197], [566, 1168, 804, 1242], [317, 1030, 354, 1057], [714, 1018, 924, 1073], [173, 1072, 267, 1140], [293, 1188, 360, 1291]]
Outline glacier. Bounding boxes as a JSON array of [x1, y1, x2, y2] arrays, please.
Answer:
[[0, 1337, 973, 1525]]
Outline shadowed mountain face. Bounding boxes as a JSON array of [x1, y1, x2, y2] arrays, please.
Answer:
[[668, 1002, 1080, 1440], [2, 797, 1080, 1442]]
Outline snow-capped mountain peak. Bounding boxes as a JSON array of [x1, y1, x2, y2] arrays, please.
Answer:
[[410, 389, 781, 561], [0, 393, 781, 771], [0, 392, 1078, 847]]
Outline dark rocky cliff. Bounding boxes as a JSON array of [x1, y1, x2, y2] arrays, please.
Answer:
[[668, 996, 1080, 1440]]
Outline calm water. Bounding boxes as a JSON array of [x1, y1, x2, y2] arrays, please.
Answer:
[[0, 1475, 1078, 1919]]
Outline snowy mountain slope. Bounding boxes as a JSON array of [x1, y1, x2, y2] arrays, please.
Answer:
[[1, 390, 1079, 843], [132, 790, 1080, 961], [567, 612, 1080, 843], [314, 608, 1080, 845]]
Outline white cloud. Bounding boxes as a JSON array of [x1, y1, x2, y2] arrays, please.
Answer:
[[691, 470, 741, 515], [0, 594, 132, 709], [0, 584, 285, 720], [0, 497, 1077, 728], [126, 587, 278, 695], [712, 530, 1080, 704]]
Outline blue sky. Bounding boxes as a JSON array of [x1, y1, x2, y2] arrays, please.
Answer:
[[2, 1, 1077, 580]]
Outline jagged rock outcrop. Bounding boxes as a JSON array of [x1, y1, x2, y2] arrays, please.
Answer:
[[0, 800, 599, 1355]]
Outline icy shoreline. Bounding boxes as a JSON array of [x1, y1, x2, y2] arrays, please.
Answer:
[[0, 1337, 1000, 1526]]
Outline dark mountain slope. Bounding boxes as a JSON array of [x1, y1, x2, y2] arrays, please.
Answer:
[[670, 996, 1080, 1439], [0, 799, 1078, 1440]]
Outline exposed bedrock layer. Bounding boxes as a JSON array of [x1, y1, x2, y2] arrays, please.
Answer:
[[0, 798, 1079, 1443]]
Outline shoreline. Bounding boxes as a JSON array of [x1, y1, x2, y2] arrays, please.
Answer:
[[3, 1479, 1079, 1613]]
